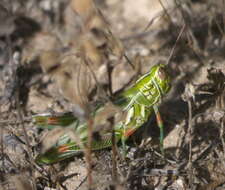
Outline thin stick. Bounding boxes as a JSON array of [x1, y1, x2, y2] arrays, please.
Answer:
[[166, 23, 186, 65], [0, 125, 4, 173], [124, 54, 135, 69], [144, 6, 168, 31], [86, 118, 94, 189], [157, 0, 173, 24], [223, 0, 225, 34], [110, 118, 118, 182], [107, 62, 113, 96], [220, 117, 225, 158], [144, 1, 185, 32], [187, 98, 193, 189]]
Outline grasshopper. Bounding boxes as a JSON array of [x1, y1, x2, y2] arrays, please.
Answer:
[[34, 64, 171, 164]]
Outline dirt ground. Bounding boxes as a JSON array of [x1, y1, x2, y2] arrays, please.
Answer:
[[0, 0, 225, 190]]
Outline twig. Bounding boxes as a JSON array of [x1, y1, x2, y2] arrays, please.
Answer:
[[124, 54, 135, 70], [220, 117, 225, 158], [143, 3, 175, 31], [121, 30, 160, 42], [144, 0, 187, 32], [191, 144, 212, 163], [187, 98, 193, 189], [176, 0, 203, 56], [0, 125, 4, 173], [187, 99, 193, 163], [152, 149, 177, 164], [86, 118, 94, 189], [182, 83, 194, 189], [157, 0, 173, 24], [166, 23, 186, 65], [223, 0, 225, 34], [110, 118, 118, 182], [107, 62, 113, 97], [142, 168, 180, 177], [75, 176, 88, 190]]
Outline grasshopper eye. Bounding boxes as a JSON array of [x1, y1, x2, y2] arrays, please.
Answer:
[[158, 67, 166, 80]]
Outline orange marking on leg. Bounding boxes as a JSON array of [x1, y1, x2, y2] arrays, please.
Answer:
[[156, 112, 163, 126], [58, 145, 69, 153], [48, 117, 59, 125], [124, 128, 136, 137]]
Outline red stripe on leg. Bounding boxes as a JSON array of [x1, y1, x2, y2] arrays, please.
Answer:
[[58, 145, 69, 153], [124, 128, 136, 137]]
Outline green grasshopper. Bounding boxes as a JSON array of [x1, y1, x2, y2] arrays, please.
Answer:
[[34, 64, 171, 164]]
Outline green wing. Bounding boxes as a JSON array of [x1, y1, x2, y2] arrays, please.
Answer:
[[33, 112, 77, 129]]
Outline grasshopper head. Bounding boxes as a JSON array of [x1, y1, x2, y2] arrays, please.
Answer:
[[151, 63, 171, 96]]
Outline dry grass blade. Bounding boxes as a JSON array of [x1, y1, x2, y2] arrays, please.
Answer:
[[182, 83, 195, 189], [0, 126, 4, 174], [221, 118, 225, 157], [86, 118, 94, 189], [157, 0, 173, 25], [166, 23, 186, 65]]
